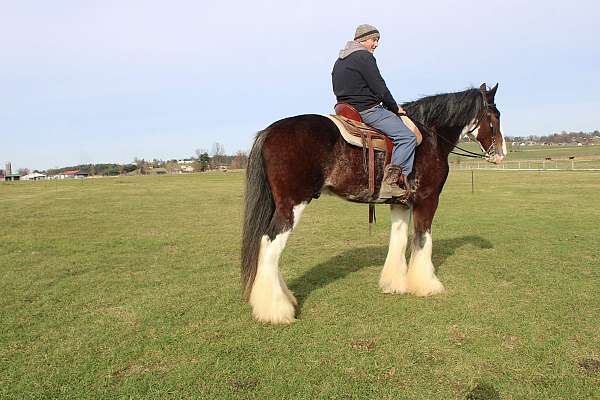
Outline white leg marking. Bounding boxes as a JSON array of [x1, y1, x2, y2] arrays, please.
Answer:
[[292, 202, 307, 229], [250, 232, 296, 324], [406, 232, 445, 296], [249, 202, 306, 324], [379, 205, 410, 294]]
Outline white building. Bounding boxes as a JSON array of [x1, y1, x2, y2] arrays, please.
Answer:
[[21, 172, 47, 181]]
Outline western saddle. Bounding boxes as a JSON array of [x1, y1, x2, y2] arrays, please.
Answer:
[[328, 103, 423, 232]]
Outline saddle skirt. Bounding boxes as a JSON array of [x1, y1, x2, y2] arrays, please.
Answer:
[[325, 114, 423, 151]]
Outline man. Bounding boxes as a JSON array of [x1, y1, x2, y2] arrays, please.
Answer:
[[332, 24, 416, 199]]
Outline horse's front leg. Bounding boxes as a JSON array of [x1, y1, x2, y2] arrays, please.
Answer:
[[379, 204, 410, 293], [407, 196, 445, 296]]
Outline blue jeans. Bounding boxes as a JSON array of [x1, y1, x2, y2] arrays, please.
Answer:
[[359, 104, 416, 176]]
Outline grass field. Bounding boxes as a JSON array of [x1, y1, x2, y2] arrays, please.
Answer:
[[1, 169, 600, 399], [449, 143, 600, 170]]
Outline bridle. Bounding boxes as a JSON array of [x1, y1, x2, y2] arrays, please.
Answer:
[[440, 87, 499, 160]]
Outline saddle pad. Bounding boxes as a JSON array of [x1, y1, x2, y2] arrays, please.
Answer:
[[325, 115, 387, 151], [325, 114, 423, 151]]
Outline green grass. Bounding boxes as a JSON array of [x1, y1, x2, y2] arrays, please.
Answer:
[[1, 170, 600, 399], [450, 143, 600, 170]]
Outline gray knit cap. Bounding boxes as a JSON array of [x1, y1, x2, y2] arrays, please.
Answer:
[[354, 24, 380, 42]]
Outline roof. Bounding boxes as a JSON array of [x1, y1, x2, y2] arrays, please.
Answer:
[[23, 172, 47, 178]]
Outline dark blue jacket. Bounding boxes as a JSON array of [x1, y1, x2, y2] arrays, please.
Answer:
[[332, 46, 399, 114]]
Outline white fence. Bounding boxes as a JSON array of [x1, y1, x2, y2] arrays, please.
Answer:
[[450, 159, 600, 171]]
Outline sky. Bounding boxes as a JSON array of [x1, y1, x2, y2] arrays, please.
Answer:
[[1, 0, 599, 171]]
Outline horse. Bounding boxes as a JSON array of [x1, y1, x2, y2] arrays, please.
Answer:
[[241, 83, 506, 324]]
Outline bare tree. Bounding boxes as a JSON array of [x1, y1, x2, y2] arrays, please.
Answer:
[[211, 142, 226, 168], [17, 168, 30, 176], [230, 150, 248, 169], [134, 157, 148, 175], [165, 160, 180, 174]]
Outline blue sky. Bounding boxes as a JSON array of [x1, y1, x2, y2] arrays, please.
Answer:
[[1, 0, 599, 170]]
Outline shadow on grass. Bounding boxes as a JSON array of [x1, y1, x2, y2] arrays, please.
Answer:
[[288, 235, 493, 312]]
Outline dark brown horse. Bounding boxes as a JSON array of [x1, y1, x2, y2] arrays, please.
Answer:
[[241, 83, 505, 324]]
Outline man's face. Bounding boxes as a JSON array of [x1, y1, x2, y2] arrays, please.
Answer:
[[361, 37, 379, 53]]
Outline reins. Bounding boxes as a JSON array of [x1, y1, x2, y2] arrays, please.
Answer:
[[416, 88, 498, 160]]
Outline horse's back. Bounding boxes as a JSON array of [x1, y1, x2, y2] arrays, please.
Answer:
[[264, 114, 339, 146], [259, 114, 341, 201], [261, 114, 340, 169]]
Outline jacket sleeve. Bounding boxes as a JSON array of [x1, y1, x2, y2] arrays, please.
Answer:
[[356, 53, 399, 113]]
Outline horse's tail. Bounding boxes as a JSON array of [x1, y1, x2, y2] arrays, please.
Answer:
[[241, 130, 274, 301]]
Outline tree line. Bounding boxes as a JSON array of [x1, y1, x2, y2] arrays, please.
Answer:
[[507, 130, 600, 144], [31, 142, 249, 176]]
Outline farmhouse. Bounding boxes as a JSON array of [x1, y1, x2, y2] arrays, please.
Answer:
[[4, 174, 21, 181], [50, 170, 89, 179], [22, 172, 47, 181]]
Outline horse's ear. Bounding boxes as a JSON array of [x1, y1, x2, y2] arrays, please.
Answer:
[[489, 83, 498, 98], [480, 83, 487, 92]]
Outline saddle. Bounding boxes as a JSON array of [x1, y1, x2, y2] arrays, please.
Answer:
[[327, 104, 423, 152], [326, 103, 424, 232]]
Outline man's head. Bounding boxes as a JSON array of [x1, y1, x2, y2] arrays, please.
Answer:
[[354, 24, 380, 53]]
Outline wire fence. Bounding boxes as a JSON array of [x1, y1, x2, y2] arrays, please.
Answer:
[[450, 158, 600, 171]]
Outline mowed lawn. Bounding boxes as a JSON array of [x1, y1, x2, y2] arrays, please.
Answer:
[[1, 170, 599, 399]]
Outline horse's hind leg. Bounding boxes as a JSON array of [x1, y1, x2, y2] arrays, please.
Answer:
[[379, 204, 410, 294], [407, 196, 445, 296], [249, 202, 307, 324]]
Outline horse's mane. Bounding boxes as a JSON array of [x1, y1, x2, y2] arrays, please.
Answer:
[[403, 88, 482, 129]]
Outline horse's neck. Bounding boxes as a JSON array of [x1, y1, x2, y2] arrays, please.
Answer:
[[433, 125, 463, 157]]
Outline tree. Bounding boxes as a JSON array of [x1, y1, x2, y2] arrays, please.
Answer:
[[195, 148, 208, 159], [193, 149, 210, 172], [17, 168, 30, 176], [230, 151, 248, 169], [211, 142, 226, 167], [134, 157, 148, 175], [122, 164, 137, 174], [164, 160, 181, 174]]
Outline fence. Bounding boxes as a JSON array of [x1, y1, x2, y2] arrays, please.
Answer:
[[450, 158, 600, 171]]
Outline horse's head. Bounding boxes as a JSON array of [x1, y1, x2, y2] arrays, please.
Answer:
[[470, 83, 506, 164]]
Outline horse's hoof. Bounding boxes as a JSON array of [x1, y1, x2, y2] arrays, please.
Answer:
[[379, 278, 408, 294], [409, 278, 445, 297], [250, 294, 296, 325]]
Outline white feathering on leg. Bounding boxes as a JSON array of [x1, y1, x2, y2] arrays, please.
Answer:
[[379, 205, 410, 294], [406, 232, 445, 296], [250, 233, 296, 324], [248, 202, 306, 324]]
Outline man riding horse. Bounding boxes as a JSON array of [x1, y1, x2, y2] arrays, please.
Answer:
[[332, 24, 415, 199]]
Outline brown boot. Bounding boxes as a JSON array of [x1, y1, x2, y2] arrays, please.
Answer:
[[379, 165, 406, 199]]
